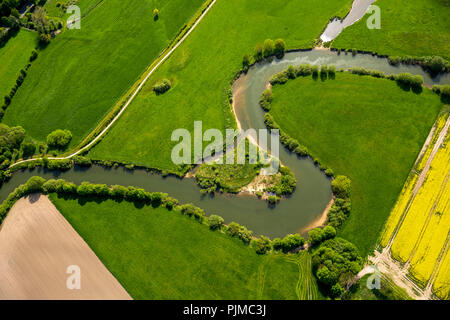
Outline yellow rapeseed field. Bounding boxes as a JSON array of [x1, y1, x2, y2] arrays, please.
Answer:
[[433, 245, 450, 300], [390, 141, 450, 262]]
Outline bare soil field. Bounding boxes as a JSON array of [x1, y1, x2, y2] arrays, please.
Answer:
[[0, 195, 131, 300]]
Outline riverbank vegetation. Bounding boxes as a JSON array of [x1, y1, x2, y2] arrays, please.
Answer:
[[2, 0, 207, 149], [332, 0, 450, 61], [266, 70, 442, 256], [88, 0, 355, 174], [0, 175, 324, 299]]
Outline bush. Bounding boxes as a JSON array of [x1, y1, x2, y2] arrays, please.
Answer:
[[330, 283, 345, 299], [308, 228, 324, 246], [263, 39, 275, 58], [39, 33, 50, 45], [110, 185, 128, 198], [73, 156, 92, 167], [395, 73, 423, 89], [296, 64, 312, 77], [208, 214, 224, 230], [46, 129, 72, 148], [274, 38, 286, 57], [180, 203, 205, 220], [21, 142, 36, 158], [254, 235, 272, 254], [322, 225, 337, 240], [30, 50, 38, 62], [254, 43, 263, 62], [227, 222, 253, 244], [267, 195, 279, 204], [153, 79, 171, 94], [259, 89, 273, 111], [331, 175, 351, 198], [424, 56, 447, 74], [46, 159, 72, 171], [273, 233, 305, 253]]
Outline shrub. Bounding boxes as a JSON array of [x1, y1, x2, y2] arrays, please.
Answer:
[[227, 222, 253, 244], [331, 175, 351, 198], [39, 33, 50, 45], [311, 65, 319, 77], [46, 129, 72, 148], [254, 235, 272, 254], [263, 39, 275, 58], [30, 50, 38, 62], [242, 54, 250, 70], [330, 283, 345, 299], [296, 64, 312, 77], [208, 214, 224, 230], [46, 159, 72, 171], [162, 196, 178, 210], [180, 203, 205, 220], [259, 89, 273, 111], [308, 228, 324, 246], [153, 8, 159, 17], [322, 225, 337, 240], [254, 43, 263, 61], [153, 79, 171, 94], [110, 185, 128, 198], [21, 142, 36, 158], [424, 56, 447, 74], [267, 195, 279, 204], [273, 233, 305, 253], [73, 156, 92, 167], [274, 38, 286, 57]]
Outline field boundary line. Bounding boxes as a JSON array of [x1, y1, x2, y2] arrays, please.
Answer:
[[8, 0, 218, 169]]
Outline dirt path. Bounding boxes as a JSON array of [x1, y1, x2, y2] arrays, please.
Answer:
[[0, 195, 131, 300]]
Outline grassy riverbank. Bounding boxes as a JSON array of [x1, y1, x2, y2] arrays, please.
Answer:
[[267, 72, 442, 256], [50, 194, 323, 299], [89, 0, 354, 174], [3, 0, 206, 148], [332, 0, 450, 59]]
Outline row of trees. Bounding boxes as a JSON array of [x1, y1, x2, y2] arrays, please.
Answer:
[[242, 38, 286, 71]]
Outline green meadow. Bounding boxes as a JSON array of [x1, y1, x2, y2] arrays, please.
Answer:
[[89, 0, 354, 174], [0, 30, 37, 100], [50, 194, 322, 299], [3, 0, 206, 148], [332, 0, 450, 59], [267, 72, 442, 256]]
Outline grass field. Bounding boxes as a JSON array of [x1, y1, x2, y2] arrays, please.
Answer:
[[89, 0, 354, 174], [267, 72, 442, 256], [0, 30, 37, 101], [2, 0, 206, 148], [49, 194, 323, 299], [332, 0, 450, 59], [345, 274, 411, 300]]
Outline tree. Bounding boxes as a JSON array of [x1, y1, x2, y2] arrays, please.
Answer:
[[263, 39, 274, 58], [208, 214, 224, 230], [274, 38, 286, 57], [330, 283, 345, 299], [21, 142, 36, 158], [308, 228, 324, 246], [254, 236, 271, 254], [46, 129, 72, 148], [39, 33, 50, 45], [254, 43, 263, 61], [322, 225, 336, 240], [242, 54, 250, 70], [331, 175, 351, 198], [153, 8, 159, 17]]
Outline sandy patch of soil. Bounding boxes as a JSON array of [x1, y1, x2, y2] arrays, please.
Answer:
[[0, 194, 132, 300]]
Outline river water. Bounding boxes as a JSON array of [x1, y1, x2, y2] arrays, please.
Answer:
[[1, 49, 448, 238]]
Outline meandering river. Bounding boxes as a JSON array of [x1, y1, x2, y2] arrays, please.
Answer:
[[1, 49, 448, 238]]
